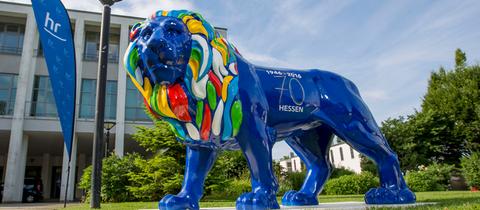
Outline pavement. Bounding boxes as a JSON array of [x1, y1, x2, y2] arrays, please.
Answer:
[[0, 201, 436, 210], [143, 202, 437, 210], [0, 202, 81, 210]]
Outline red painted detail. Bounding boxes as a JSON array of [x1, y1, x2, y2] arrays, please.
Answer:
[[208, 71, 222, 96], [143, 98, 160, 119], [130, 29, 139, 41], [234, 47, 241, 56], [201, 104, 212, 140], [167, 83, 192, 122]]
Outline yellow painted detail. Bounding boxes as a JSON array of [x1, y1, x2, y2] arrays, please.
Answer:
[[182, 15, 194, 23], [162, 11, 169, 16], [186, 19, 208, 39], [211, 39, 228, 66], [222, 76, 233, 102], [127, 74, 148, 99], [189, 59, 200, 80], [143, 77, 153, 102], [157, 85, 177, 119]]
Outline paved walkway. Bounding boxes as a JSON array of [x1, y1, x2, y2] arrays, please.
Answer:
[[142, 202, 436, 210], [0, 202, 81, 210]]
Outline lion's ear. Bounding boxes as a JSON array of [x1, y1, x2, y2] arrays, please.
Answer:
[[124, 41, 151, 100]]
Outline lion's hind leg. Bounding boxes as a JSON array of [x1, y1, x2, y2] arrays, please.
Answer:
[[282, 125, 334, 206], [313, 101, 416, 204]]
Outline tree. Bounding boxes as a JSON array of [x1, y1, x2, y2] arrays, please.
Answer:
[[379, 49, 479, 170], [455, 48, 467, 69], [132, 120, 185, 161], [422, 50, 480, 153]]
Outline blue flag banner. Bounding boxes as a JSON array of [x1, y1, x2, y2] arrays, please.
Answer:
[[31, 0, 76, 158]]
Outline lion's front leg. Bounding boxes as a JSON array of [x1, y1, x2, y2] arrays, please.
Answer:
[[235, 117, 280, 210], [159, 146, 217, 210]]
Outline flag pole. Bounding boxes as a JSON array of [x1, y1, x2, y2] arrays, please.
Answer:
[[63, 156, 71, 208]]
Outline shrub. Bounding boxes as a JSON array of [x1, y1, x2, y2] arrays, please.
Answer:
[[285, 171, 306, 190], [78, 154, 139, 202], [461, 152, 480, 188], [216, 178, 251, 198], [405, 163, 455, 192], [330, 167, 355, 179], [127, 155, 183, 201], [205, 151, 249, 195], [323, 172, 379, 195]]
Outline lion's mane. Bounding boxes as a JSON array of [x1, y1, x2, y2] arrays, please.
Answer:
[[123, 10, 243, 145]]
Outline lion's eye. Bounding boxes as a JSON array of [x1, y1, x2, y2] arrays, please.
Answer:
[[164, 20, 184, 36], [141, 27, 153, 40]]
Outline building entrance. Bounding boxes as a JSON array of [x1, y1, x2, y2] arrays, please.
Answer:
[[50, 167, 62, 199]]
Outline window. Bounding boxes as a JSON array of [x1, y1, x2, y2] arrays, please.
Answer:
[[350, 147, 355, 159], [125, 79, 150, 121], [339, 147, 344, 161], [330, 150, 334, 163], [79, 79, 117, 119], [0, 23, 25, 54], [36, 42, 43, 57], [31, 76, 57, 117], [84, 31, 120, 63], [0, 73, 18, 115]]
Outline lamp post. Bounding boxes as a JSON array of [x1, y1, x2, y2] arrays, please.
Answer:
[[91, 0, 122, 208], [104, 121, 116, 157]]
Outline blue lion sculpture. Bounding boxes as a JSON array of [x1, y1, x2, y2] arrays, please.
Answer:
[[123, 10, 416, 210]]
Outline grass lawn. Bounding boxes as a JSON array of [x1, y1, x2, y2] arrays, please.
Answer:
[[65, 191, 480, 210]]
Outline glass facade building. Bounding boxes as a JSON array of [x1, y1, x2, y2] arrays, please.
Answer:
[[30, 76, 57, 117], [0, 23, 24, 54], [0, 73, 17, 115], [125, 79, 150, 121], [79, 79, 117, 120]]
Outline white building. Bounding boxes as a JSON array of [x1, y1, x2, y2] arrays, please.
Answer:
[[0, 1, 227, 203], [279, 152, 304, 173], [279, 137, 362, 174], [329, 137, 362, 173]]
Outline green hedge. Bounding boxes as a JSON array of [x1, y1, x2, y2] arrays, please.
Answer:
[[405, 163, 455, 192], [461, 152, 480, 188], [323, 172, 379, 195]]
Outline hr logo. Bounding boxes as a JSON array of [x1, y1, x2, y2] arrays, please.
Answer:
[[44, 12, 66, 41]]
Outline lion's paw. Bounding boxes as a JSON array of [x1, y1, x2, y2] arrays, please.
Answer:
[[236, 192, 280, 210], [364, 187, 416, 204], [281, 190, 318, 206], [158, 194, 198, 210]]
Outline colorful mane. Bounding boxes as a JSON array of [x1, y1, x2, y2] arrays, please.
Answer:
[[123, 10, 243, 145]]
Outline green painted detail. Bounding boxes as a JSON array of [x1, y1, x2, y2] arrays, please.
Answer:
[[196, 101, 204, 127], [231, 100, 243, 136], [207, 81, 217, 110], [150, 85, 164, 117], [130, 48, 139, 70], [191, 48, 202, 63], [167, 122, 184, 140]]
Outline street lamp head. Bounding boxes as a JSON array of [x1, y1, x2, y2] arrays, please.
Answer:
[[99, 0, 122, 6], [104, 121, 116, 131]]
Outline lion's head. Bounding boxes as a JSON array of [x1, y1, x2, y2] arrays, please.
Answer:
[[124, 10, 243, 145]]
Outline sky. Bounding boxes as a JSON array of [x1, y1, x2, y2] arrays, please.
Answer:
[[7, 0, 480, 159]]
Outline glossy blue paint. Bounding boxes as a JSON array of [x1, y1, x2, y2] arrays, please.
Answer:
[[124, 10, 416, 210], [135, 16, 192, 85]]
